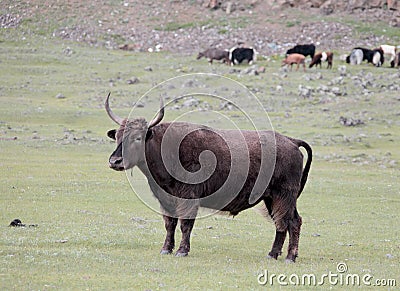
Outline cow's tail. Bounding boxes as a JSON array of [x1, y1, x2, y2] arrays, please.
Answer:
[[291, 138, 313, 198]]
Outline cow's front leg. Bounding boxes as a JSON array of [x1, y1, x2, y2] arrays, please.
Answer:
[[176, 218, 196, 257], [161, 215, 178, 255]]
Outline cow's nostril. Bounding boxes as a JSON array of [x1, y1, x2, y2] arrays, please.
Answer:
[[110, 157, 123, 165]]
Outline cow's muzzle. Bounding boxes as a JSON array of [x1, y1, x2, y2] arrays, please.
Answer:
[[109, 155, 125, 171], [109, 143, 124, 171]]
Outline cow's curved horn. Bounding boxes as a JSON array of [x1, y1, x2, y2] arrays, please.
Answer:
[[105, 92, 124, 125], [148, 97, 164, 129]]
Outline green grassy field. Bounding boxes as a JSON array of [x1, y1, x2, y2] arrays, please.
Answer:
[[1, 25, 400, 290]]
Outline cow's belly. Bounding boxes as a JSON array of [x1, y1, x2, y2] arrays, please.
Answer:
[[200, 188, 268, 216]]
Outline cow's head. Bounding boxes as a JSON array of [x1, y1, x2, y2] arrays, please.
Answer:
[[105, 93, 164, 171]]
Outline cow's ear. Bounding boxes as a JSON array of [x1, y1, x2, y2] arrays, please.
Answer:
[[107, 129, 116, 140]]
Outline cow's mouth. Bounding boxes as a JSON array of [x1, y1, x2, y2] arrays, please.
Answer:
[[109, 163, 125, 171]]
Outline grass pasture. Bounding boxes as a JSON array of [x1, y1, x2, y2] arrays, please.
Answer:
[[1, 29, 400, 290]]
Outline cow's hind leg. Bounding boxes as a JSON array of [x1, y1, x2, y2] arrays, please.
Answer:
[[264, 196, 288, 260], [161, 215, 178, 255], [267, 230, 287, 259], [265, 193, 302, 262], [286, 208, 302, 263]]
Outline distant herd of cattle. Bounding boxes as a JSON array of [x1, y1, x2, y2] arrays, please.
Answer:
[[197, 43, 400, 71]]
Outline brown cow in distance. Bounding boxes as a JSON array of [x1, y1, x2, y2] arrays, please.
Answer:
[[105, 93, 312, 262], [309, 52, 333, 69], [282, 53, 306, 72]]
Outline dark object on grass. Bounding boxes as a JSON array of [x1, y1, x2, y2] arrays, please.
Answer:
[[9, 219, 25, 227], [9, 218, 38, 227]]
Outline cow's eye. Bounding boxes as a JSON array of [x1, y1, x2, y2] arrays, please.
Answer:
[[134, 137, 142, 142]]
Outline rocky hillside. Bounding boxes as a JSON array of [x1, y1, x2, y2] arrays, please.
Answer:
[[1, 0, 399, 55], [271, 0, 399, 11]]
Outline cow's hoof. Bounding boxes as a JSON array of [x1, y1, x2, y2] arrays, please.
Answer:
[[160, 249, 172, 255], [175, 252, 188, 257], [266, 253, 278, 260]]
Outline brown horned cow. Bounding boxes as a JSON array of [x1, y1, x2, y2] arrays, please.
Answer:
[[105, 93, 312, 262]]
